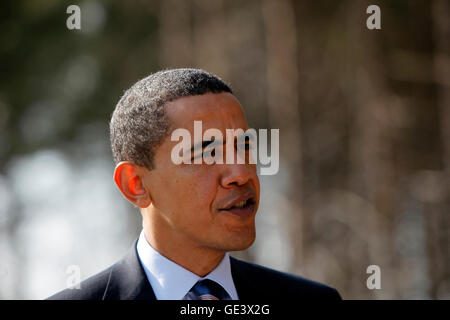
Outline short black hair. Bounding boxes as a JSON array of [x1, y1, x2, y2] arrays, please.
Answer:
[[110, 68, 232, 169]]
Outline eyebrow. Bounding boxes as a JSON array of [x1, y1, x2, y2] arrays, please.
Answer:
[[189, 138, 223, 156], [189, 135, 252, 156]]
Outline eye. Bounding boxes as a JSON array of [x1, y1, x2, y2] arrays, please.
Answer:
[[203, 146, 218, 158], [191, 151, 202, 161]]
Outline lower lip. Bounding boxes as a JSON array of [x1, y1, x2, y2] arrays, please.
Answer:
[[219, 203, 256, 218]]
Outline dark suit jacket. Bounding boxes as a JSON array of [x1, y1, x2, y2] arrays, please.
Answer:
[[47, 240, 341, 300]]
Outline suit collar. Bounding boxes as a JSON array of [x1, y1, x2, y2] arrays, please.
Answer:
[[102, 239, 252, 300], [230, 256, 253, 300], [102, 239, 156, 300]]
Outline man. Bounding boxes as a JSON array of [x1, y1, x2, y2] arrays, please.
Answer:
[[48, 68, 341, 300]]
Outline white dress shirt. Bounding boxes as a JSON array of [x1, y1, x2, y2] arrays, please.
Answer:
[[136, 229, 239, 300]]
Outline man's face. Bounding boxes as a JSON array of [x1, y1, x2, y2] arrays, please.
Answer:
[[142, 92, 260, 252]]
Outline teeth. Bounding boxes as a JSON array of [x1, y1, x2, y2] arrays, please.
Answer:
[[234, 200, 247, 208]]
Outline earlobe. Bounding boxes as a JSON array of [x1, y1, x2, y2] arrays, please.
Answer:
[[113, 162, 152, 208]]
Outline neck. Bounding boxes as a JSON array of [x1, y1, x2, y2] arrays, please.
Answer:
[[141, 209, 225, 277]]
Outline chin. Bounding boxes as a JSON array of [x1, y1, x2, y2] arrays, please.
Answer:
[[224, 229, 256, 251]]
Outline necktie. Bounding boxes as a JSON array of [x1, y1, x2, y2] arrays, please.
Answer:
[[186, 279, 231, 300]]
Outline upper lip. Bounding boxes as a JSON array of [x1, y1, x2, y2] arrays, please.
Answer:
[[219, 191, 256, 210]]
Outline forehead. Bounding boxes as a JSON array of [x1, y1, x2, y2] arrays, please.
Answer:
[[165, 92, 248, 131]]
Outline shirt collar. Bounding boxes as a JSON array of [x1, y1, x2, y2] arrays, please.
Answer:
[[136, 230, 239, 300]]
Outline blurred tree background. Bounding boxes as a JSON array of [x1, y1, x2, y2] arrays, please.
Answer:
[[0, 0, 448, 299]]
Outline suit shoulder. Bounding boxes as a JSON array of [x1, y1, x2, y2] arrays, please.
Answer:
[[46, 266, 113, 300], [231, 257, 341, 300]]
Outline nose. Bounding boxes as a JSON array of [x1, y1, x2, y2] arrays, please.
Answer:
[[220, 163, 253, 188]]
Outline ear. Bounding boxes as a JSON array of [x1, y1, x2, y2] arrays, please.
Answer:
[[113, 162, 152, 208]]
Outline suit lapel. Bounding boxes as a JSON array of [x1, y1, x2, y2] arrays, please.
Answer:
[[102, 239, 157, 300], [101, 241, 257, 300], [230, 256, 254, 300]]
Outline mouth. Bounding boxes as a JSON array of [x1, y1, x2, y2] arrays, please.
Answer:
[[218, 192, 257, 218]]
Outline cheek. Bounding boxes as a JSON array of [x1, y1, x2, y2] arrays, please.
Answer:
[[165, 167, 219, 214], [189, 172, 218, 210]]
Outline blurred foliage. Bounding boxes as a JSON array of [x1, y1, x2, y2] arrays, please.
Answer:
[[0, 0, 449, 299]]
